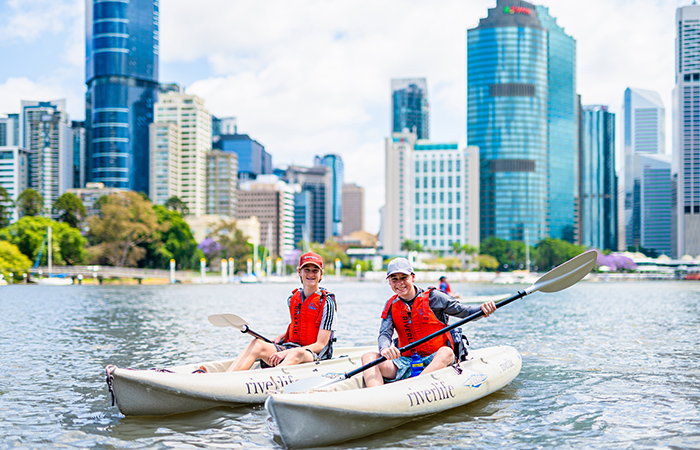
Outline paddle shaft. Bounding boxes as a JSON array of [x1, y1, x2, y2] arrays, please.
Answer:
[[343, 290, 527, 380], [240, 325, 275, 344]]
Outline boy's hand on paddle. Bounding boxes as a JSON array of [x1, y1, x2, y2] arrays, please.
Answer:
[[481, 301, 497, 317], [380, 345, 401, 360]]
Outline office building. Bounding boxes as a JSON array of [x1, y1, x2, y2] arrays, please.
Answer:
[[622, 88, 666, 251], [315, 154, 344, 236], [0, 114, 20, 147], [71, 121, 86, 189], [391, 78, 429, 139], [673, 3, 700, 258], [468, 0, 577, 243], [21, 100, 73, 214], [342, 183, 365, 235], [237, 176, 295, 258], [383, 131, 480, 255], [0, 147, 29, 223], [85, 0, 159, 193], [152, 92, 212, 216], [633, 154, 672, 256], [212, 116, 237, 137], [580, 105, 618, 251], [282, 165, 333, 244], [206, 150, 238, 217], [213, 134, 271, 181], [67, 182, 123, 218], [149, 122, 179, 206]]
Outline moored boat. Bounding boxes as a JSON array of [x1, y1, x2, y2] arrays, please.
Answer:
[[265, 345, 521, 448], [105, 345, 372, 416]]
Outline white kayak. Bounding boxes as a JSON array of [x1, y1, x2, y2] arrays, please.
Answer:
[[265, 345, 521, 448], [105, 345, 373, 416]]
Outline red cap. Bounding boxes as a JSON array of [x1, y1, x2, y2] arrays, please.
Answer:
[[298, 252, 324, 270]]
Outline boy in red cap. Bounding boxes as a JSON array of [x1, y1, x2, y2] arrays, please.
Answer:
[[223, 251, 337, 372]]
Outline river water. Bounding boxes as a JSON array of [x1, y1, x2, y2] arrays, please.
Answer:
[[0, 279, 698, 449]]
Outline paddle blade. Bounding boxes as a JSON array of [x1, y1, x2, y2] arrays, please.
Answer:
[[528, 249, 597, 294], [208, 313, 248, 330], [283, 376, 339, 394]]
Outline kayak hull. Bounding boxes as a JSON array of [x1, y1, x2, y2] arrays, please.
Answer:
[[106, 346, 372, 417], [265, 345, 521, 448]]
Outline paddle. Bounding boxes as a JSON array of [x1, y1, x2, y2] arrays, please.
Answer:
[[283, 249, 597, 393], [208, 313, 275, 344]]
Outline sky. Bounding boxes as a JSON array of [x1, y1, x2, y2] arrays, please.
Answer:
[[0, 0, 691, 234]]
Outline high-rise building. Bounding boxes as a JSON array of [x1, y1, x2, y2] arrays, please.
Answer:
[[468, 1, 577, 243], [149, 122, 179, 206], [70, 121, 86, 189], [85, 0, 159, 193], [391, 78, 429, 139], [382, 131, 480, 255], [213, 134, 271, 181], [237, 175, 295, 258], [634, 154, 672, 256], [342, 183, 365, 235], [21, 100, 73, 214], [0, 114, 20, 147], [212, 116, 238, 137], [282, 165, 332, 244], [315, 154, 344, 236], [152, 92, 212, 216], [206, 150, 238, 217], [622, 88, 666, 251], [673, 4, 700, 258], [580, 105, 618, 251], [0, 147, 29, 223]]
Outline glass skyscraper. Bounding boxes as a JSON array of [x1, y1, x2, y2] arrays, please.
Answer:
[[673, 4, 700, 258], [580, 105, 617, 252], [316, 154, 344, 236], [85, 0, 159, 193], [391, 78, 429, 140], [622, 88, 666, 252], [468, 0, 577, 243]]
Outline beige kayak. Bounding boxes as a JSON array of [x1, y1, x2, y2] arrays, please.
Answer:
[[265, 345, 521, 448], [105, 345, 373, 416]]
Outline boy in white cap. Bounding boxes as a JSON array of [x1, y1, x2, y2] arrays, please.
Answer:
[[361, 257, 496, 386], [204, 252, 337, 372]]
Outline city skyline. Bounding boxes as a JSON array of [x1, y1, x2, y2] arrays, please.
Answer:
[[0, 0, 689, 234]]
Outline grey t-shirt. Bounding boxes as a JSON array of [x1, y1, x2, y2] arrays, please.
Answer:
[[377, 286, 480, 352]]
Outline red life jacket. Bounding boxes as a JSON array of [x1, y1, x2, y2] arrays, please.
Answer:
[[381, 288, 453, 357], [284, 288, 330, 346]]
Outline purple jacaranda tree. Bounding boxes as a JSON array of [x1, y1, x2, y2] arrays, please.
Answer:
[[596, 251, 637, 272], [198, 237, 221, 260]]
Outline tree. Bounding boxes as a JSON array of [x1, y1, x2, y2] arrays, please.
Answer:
[[142, 205, 203, 269], [16, 189, 44, 217], [205, 219, 253, 273], [0, 240, 32, 282], [476, 254, 500, 271], [400, 239, 423, 254], [86, 191, 159, 267], [480, 237, 530, 271], [0, 186, 14, 228], [0, 216, 85, 265], [310, 239, 350, 271], [534, 238, 586, 271], [164, 196, 190, 216], [53, 192, 87, 229]]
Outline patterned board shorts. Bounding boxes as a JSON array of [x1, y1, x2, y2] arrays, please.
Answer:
[[390, 353, 436, 381], [271, 342, 320, 362]]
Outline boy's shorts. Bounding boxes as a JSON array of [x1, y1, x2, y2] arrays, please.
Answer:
[[389, 353, 436, 382]]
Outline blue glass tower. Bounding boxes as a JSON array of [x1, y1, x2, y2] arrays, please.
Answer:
[[580, 105, 617, 251], [213, 134, 272, 181], [391, 78, 429, 139], [468, 0, 577, 243], [316, 154, 344, 236], [85, 0, 159, 193]]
